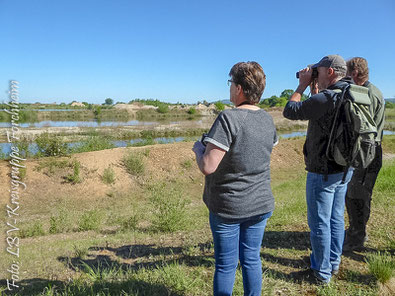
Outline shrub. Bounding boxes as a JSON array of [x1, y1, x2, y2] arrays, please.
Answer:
[[157, 104, 169, 114], [72, 136, 115, 153], [65, 160, 81, 184], [187, 107, 196, 115], [122, 151, 145, 175], [20, 221, 45, 238], [16, 137, 31, 159], [366, 252, 395, 284], [102, 166, 115, 184], [78, 210, 102, 231], [73, 244, 89, 259], [214, 101, 225, 111], [120, 214, 139, 232], [49, 208, 72, 234], [35, 132, 68, 157], [149, 182, 189, 232]]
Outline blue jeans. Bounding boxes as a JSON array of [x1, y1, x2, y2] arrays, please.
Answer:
[[306, 169, 353, 282], [209, 211, 272, 296]]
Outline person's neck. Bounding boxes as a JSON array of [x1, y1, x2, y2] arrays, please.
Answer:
[[236, 101, 259, 110]]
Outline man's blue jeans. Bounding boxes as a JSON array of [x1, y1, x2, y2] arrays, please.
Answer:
[[209, 211, 272, 296], [306, 169, 353, 282]]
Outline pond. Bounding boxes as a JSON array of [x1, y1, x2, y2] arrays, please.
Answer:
[[2, 131, 394, 157]]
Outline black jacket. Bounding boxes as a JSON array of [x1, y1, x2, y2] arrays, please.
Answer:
[[283, 80, 350, 174]]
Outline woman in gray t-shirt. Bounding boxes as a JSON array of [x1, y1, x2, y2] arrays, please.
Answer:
[[193, 61, 277, 296]]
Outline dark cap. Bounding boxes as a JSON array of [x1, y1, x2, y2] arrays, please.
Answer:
[[311, 54, 347, 71]]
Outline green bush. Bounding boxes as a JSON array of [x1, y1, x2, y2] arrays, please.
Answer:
[[385, 101, 395, 109], [157, 104, 169, 114], [122, 151, 145, 175], [214, 101, 225, 111], [149, 182, 189, 232], [16, 137, 31, 159], [20, 221, 46, 238], [35, 132, 68, 157], [366, 251, 395, 284], [102, 166, 115, 184], [71, 135, 115, 153], [49, 208, 72, 234], [187, 107, 196, 115], [78, 210, 102, 231], [120, 214, 139, 232]]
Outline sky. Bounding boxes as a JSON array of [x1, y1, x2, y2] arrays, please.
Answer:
[[1, 0, 394, 104]]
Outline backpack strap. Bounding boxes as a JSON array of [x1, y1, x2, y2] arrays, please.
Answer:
[[326, 85, 350, 162]]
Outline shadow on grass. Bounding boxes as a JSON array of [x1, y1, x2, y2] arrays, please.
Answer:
[[59, 242, 214, 272], [342, 246, 395, 262], [261, 253, 310, 269], [263, 231, 310, 250]]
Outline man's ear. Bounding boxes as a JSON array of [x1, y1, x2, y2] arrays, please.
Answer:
[[351, 69, 358, 79], [327, 67, 334, 76]]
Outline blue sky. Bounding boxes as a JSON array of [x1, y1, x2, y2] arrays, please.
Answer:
[[1, 0, 394, 104]]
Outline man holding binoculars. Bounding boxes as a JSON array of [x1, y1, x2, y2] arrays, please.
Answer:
[[283, 55, 353, 284]]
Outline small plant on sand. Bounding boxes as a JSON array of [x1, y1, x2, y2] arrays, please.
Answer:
[[102, 166, 115, 184], [65, 160, 81, 184], [149, 182, 189, 232], [181, 159, 193, 169], [122, 151, 145, 175], [366, 251, 395, 284]]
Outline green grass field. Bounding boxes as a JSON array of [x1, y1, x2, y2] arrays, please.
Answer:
[[0, 137, 394, 295]]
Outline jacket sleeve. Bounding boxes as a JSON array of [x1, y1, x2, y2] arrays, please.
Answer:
[[283, 91, 334, 121]]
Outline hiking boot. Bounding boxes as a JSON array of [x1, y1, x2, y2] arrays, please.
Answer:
[[297, 269, 330, 285], [343, 240, 365, 252]]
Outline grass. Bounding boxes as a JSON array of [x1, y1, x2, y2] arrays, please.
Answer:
[[64, 160, 81, 184], [19, 221, 46, 238], [71, 135, 115, 154], [49, 207, 73, 234], [78, 210, 103, 231], [122, 151, 145, 175], [148, 182, 190, 232], [35, 132, 69, 157], [102, 166, 116, 184], [366, 252, 395, 284], [1, 137, 394, 295]]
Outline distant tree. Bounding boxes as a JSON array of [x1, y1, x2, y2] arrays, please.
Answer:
[[157, 104, 169, 113], [280, 89, 294, 100], [214, 101, 225, 111], [82, 102, 89, 106], [105, 98, 113, 105], [93, 106, 102, 118]]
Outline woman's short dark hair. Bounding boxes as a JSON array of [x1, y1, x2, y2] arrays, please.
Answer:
[[229, 61, 266, 104]]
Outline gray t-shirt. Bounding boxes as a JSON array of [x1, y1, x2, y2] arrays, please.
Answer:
[[203, 108, 277, 221]]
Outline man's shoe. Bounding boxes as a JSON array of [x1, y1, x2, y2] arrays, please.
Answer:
[[343, 240, 364, 252]]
